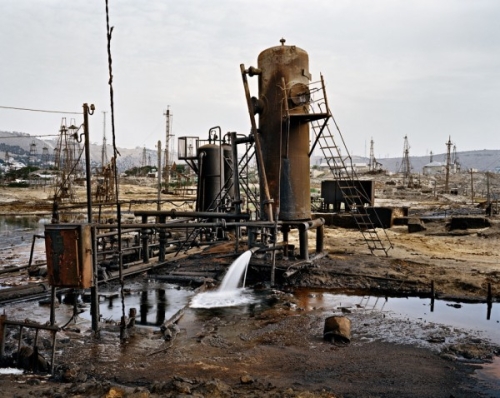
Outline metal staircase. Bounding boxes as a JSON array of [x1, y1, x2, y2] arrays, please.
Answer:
[[286, 75, 392, 256]]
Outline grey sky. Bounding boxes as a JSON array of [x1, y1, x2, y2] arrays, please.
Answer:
[[1, 0, 499, 159]]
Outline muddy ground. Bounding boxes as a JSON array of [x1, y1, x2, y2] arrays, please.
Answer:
[[0, 183, 499, 397]]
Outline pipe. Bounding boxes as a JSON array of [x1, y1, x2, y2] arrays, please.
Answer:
[[133, 210, 250, 220], [240, 63, 274, 222]]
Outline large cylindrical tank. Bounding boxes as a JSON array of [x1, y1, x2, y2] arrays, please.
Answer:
[[196, 143, 233, 212], [257, 41, 311, 220]]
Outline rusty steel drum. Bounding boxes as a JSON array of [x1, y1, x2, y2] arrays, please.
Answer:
[[257, 41, 311, 220], [323, 315, 351, 343]]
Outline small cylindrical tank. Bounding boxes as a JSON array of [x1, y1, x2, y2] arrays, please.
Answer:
[[257, 40, 311, 220], [196, 143, 233, 212]]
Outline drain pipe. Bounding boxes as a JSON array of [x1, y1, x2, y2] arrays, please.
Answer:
[[296, 218, 325, 261]]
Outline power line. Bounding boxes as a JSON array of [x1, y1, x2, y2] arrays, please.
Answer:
[[0, 105, 82, 115], [0, 134, 60, 139]]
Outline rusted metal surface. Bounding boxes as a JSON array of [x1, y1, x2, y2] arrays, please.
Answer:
[[323, 315, 351, 343], [257, 40, 311, 221], [44, 224, 93, 288]]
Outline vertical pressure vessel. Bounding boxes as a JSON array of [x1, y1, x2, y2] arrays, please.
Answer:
[[257, 41, 311, 220], [196, 143, 233, 212]]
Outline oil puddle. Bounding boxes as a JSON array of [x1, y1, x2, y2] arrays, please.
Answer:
[[295, 289, 500, 391], [294, 290, 500, 345], [0, 215, 49, 250], [0, 215, 49, 274], [78, 281, 195, 327], [474, 356, 500, 395]]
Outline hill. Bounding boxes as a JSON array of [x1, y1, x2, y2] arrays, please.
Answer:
[[1, 130, 500, 173]]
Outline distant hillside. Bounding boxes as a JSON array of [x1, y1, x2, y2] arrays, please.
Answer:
[[377, 149, 500, 173], [0, 131, 162, 172], [1, 130, 499, 173]]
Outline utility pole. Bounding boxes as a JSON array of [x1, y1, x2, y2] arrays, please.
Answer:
[[469, 168, 474, 205], [486, 172, 490, 203], [83, 103, 99, 334], [163, 107, 174, 191], [444, 136, 452, 194], [157, 140, 162, 211]]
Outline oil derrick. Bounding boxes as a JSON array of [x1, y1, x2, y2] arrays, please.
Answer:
[[399, 135, 412, 187], [95, 157, 116, 203], [101, 111, 108, 172], [29, 140, 38, 166], [141, 146, 147, 172], [4, 151, 11, 171], [41, 145, 50, 168], [444, 136, 453, 193], [452, 144, 460, 172], [163, 107, 174, 189], [53, 118, 83, 201], [368, 138, 374, 172]]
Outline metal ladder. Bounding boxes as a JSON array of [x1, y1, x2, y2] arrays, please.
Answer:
[[306, 76, 393, 256]]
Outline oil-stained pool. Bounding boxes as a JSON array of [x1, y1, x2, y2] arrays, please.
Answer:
[[72, 283, 500, 346]]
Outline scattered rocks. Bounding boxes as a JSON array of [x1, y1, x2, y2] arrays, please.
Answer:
[[240, 374, 254, 384]]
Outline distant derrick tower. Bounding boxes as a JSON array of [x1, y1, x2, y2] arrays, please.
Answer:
[[101, 111, 108, 172], [29, 140, 38, 166], [368, 138, 376, 172], [444, 136, 453, 193], [452, 144, 460, 172], [399, 135, 412, 186], [141, 146, 147, 171], [41, 145, 50, 167], [4, 151, 11, 171], [53, 117, 84, 200], [163, 107, 174, 188]]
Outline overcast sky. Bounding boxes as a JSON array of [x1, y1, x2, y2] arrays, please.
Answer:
[[1, 0, 499, 159]]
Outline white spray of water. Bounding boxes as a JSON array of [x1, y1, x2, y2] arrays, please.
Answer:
[[190, 250, 257, 308], [218, 250, 253, 291]]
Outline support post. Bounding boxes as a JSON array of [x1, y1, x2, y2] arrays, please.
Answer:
[[299, 223, 309, 261], [159, 215, 167, 262], [83, 103, 99, 334], [316, 223, 324, 254], [141, 215, 150, 263]]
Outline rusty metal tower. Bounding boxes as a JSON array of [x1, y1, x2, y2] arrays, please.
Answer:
[[399, 135, 412, 186], [368, 138, 376, 172], [101, 111, 108, 172], [444, 136, 453, 193], [41, 145, 49, 167], [53, 118, 83, 200], [29, 140, 38, 166], [163, 107, 174, 189]]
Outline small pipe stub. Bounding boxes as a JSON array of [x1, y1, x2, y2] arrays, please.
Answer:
[[323, 315, 351, 344]]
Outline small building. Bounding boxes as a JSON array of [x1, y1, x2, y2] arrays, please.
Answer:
[[422, 161, 445, 175]]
